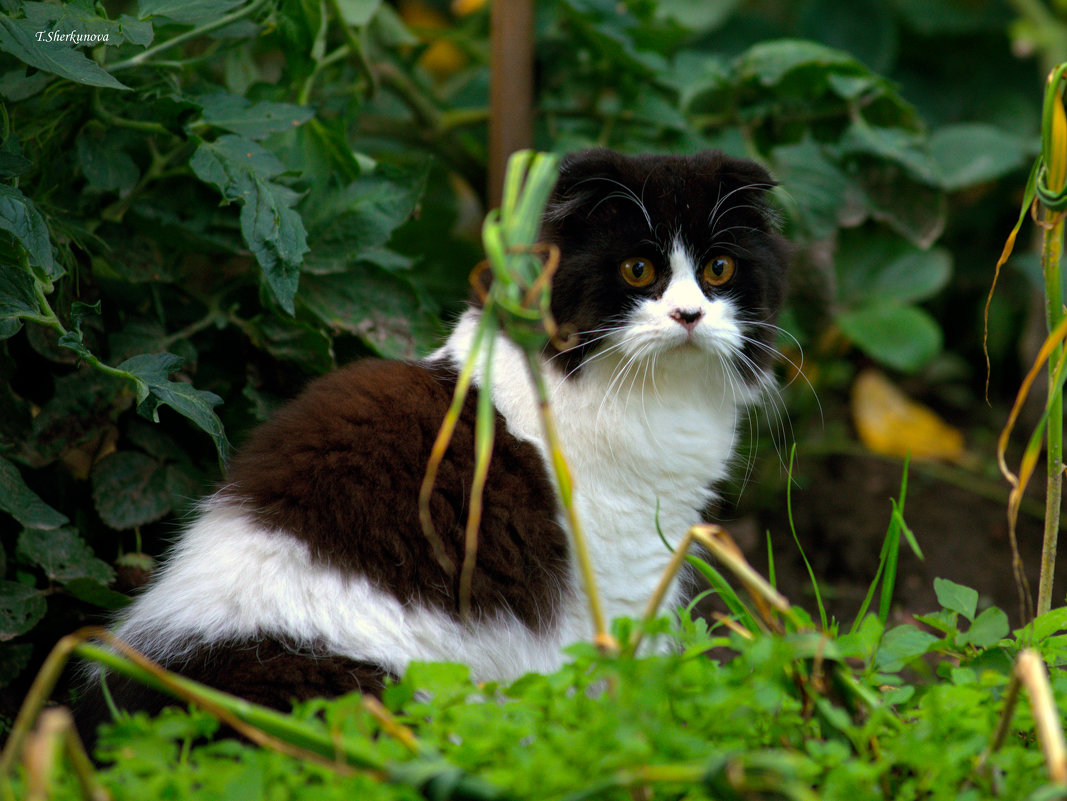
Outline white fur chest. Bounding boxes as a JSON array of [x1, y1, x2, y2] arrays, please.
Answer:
[[440, 309, 745, 641]]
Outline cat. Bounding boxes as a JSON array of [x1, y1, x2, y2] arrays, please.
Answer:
[[83, 148, 789, 724]]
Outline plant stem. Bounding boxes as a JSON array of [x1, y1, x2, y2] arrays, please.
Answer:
[[1039, 211, 1065, 617], [106, 0, 271, 74], [523, 349, 614, 651]]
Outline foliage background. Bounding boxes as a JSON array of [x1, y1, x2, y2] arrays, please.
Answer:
[[0, 0, 1061, 737]]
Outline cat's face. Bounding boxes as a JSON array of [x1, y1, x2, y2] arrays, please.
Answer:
[[539, 149, 789, 386]]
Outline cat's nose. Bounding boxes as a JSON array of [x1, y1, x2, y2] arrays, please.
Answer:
[[669, 307, 704, 331]]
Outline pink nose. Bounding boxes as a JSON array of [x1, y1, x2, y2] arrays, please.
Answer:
[[670, 308, 704, 331]]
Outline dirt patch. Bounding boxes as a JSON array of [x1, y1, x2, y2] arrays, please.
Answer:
[[746, 452, 1058, 629]]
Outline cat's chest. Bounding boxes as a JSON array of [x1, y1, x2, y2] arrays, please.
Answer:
[[446, 314, 741, 623]]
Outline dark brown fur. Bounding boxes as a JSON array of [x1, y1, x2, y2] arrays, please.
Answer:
[[221, 359, 570, 628]]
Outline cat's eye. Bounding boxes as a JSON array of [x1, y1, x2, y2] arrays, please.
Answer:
[[703, 255, 736, 286], [620, 257, 656, 288]]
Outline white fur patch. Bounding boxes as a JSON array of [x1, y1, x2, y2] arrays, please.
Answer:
[[114, 501, 568, 681]]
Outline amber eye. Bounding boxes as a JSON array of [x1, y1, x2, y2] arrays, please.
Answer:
[[620, 257, 656, 288], [703, 255, 736, 286]]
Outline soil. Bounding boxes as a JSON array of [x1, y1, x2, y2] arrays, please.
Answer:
[[739, 450, 1060, 630]]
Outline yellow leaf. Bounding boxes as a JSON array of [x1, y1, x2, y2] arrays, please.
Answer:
[[399, 0, 469, 80], [452, 0, 486, 16], [851, 368, 965, 462], [1050, 84, 1067, 196]]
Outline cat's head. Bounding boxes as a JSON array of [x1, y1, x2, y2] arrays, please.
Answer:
[[538, 149, 790, 388]]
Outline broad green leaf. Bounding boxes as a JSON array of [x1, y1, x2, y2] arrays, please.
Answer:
[[837, 304, 942, 373], [1020, 606, 1067, 642], [0, 16, 129, 91], [190, 134, 286, 183], [195, 93, 315, 141], [839, 123, 939, 186], [190, 135, 309, 313], [91, 451, 174, 530], [960, 607, 1010, 649], [0, 265, 40, 330], [835, 232, 952, 308], [0, 581, 45, 641], [245, 314, 334, 373], [933, 577, 978, 622], [558, 0, 669, 77], [735, 39, 861, 87], [299, 264, 438, 359], [302, 160, 429, 273], [873, 624, 939, 672], [771, 139, 851, 240], [63, 578, 130, 609], [116, 353, 230, 460], [334, 0, 382, 27], [655, 0, 739, 33], [138, 0, 246, 25], [17, 527, 114, 585], [929, 123, 1035, 191], [76, 129, 140, 193], [860, 168, 947, 250], [21, 2, 153, 48], [0, 184, 57, 279], [0, 454, 68, 529]]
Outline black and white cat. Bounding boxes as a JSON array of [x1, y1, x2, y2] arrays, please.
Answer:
[[92, 148, 789, 717]]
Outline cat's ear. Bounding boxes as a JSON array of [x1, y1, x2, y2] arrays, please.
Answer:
[[541, 148, 623, 226], [708, 154, 785, 232]]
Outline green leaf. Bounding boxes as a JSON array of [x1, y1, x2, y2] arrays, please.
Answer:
[[933, 577, 978, 622], [17, 527, 114, 585], [837, 303, 942, 372], [195, 93, 315, 140], [335, 0, 382, 26], [874, 624, 939, 672], [63, 578, 130, 609], [960, 607, 1010, 649], [189, 135, 309, 313], [839, 123, 939, 186], [0, 454, 68, 530], [299, 264, 438, 359], [0, 184, 57, 279], [929, 123, 1035, 191], [245, 314, 334, 373], [655, 0, 739, 33], [835, 232, 952, 308], [771, 139, 851, 240], [91, 451, 174, 530], [116, 353, 230, 460], [736, 38, 861, 87], [0, 16, 129, 91], [0, 581, 45, 641], [21, 2, 154, 48], [76, 129, 140, 193], [302, 160, 430, 273], [138, 0, 246, 25], [0, 264, 40, 333]]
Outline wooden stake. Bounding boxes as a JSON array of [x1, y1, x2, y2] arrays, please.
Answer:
[[488, 0, 534, 206]]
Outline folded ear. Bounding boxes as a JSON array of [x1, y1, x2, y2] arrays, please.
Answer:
[[694, 151, 783, 232], [541, 148, 626, 227]]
